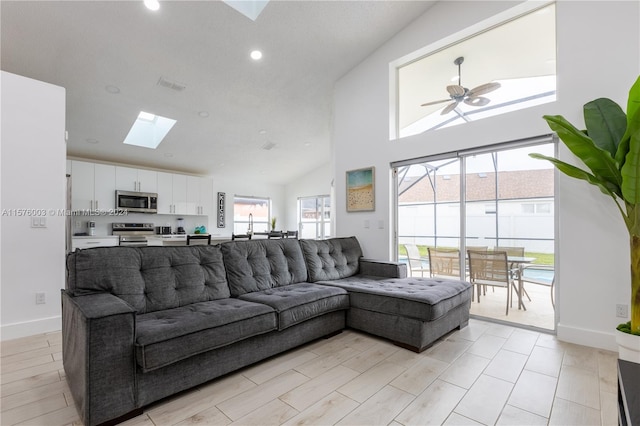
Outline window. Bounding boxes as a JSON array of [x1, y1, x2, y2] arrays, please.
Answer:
[[233, 195, 270, 234], [298, 195, 331, 239], [395, 137, 556, 330], [395, 3, 556, 138]]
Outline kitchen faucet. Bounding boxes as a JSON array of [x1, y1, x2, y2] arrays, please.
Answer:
[[248, 213, 253, 235]]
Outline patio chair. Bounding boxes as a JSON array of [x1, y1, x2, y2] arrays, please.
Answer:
[[468, 250, 519, 315], [494, 246, 530, 301], [427, 247, 461, 278], [521, 264, 555, 309], [403, 244, 429, 277]]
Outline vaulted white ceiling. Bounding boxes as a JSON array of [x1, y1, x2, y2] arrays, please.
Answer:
[[1, 0, 436, 184]]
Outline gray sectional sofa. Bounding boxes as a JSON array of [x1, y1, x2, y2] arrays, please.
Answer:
[[62, 236, 472, 425]]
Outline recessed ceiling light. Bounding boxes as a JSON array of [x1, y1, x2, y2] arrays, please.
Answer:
[[250, 50, 263, 61], [259, 129, 267, 135], [144, 0, 160, 11], [304, 142, 311, 147], [198, 111, 210, 118], [105, 85, 120, 94], [86, 138, 99, 144]]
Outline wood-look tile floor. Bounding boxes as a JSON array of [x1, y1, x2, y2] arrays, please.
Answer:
[[469, 282, 556, 331], [0, 319, 618, 426]]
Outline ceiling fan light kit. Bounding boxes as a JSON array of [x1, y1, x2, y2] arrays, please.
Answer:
[[421, 56, 501, 115]]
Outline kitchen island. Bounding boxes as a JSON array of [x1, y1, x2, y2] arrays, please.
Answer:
[[146, 235, 230, 246]]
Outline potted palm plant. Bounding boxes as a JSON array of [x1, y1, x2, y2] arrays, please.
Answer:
[[530, 75, 640, 361]]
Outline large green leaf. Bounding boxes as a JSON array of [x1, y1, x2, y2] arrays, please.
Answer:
[[617, 76, 640, 165], [544, 115, 622, 195], [529, 153, 619, 198], [583, 98, 626, 158], [621, 125, 640, 204]]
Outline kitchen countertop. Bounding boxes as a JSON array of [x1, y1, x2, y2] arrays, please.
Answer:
[[72, 235, 120, 239]]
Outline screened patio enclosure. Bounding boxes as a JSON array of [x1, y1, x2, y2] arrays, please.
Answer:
[[394, 138, 556, 330]]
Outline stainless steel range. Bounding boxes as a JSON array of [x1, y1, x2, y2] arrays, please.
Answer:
[[112, 223, 155, 247]]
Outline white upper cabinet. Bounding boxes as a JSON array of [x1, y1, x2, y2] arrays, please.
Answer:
[[172, 174, 187, 215], [72, 160, 207, 216], [71, 160, 115, 211], [157, 172, 187, 214], [186, 176, 213, 216], [115, 166, 157, 193], [156, 171, 174, 214], [137, 169, 157, 193], [200, 178, 213, 216]]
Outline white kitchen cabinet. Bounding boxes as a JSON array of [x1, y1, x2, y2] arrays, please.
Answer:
[[71, 160, 115, 211], [72, 236, 120, 250], [115, 166, 157, 193], [186, 176, 213, 216], [137, 169, 157, 193], [172, 174, 187, 214], [157, 172, 187, 214], [157, 171, 174, 214]]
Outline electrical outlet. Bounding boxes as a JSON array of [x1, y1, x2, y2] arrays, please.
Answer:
[[616, 304, 628, 318], [36, 292, 46, 305]]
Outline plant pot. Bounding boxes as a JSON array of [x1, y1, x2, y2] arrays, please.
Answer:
[[617, 328, 640, 363]]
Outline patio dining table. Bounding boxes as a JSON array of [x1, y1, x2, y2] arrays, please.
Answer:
[[507, 256, 536, 310]]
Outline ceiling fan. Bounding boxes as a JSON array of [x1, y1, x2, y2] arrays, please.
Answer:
[[421, 56, 501, 115]]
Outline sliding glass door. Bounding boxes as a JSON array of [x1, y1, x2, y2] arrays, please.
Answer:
[[395, 138, 556, 330]]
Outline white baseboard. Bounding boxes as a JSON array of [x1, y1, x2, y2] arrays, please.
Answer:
[[557, 322, 617, 352], [1, 316, 62, 341]]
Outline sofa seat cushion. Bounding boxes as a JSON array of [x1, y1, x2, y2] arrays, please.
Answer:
[[318, 277, 472, 322], [135, 299, 276, 371], [238, 283, 349, 330]]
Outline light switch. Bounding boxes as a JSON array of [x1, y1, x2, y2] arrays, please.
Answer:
[[378, 220, 384, 229], [39, 217, 47, 227], [31, 217, 39, 228], [364, 220, 370, 229]]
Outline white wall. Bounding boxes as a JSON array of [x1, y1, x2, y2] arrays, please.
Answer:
[[1, 71, 67, 340], [284, 162, 332, 232], [333, 1, 640, 350], [210, 174, 286, 236]]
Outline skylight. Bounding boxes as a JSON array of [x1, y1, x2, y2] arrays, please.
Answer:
[[222, 0, 269, 21], [123, 111, 176, 149]]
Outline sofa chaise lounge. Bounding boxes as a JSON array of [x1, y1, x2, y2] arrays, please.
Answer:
[[63, 236, 472, 425]]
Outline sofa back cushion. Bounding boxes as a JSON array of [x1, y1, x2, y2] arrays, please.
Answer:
[[66, 246, 230, 313], [221, 238, 308, 296], [299, 237, 362, 282]]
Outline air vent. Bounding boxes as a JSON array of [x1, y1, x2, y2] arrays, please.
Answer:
[[261, 141, 276, 151], [157, 76, 186, 92]]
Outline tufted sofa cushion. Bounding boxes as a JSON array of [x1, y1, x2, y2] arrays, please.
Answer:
[[238, 283, 349, 330], [66, 246, 230, 313], [135, 299, 276, 371], [221, 238, 308, 296], [299, 237, 362, 282], [318, 277, 472, 321]]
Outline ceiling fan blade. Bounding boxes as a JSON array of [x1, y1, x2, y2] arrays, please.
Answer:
[[467, 82, 501, 97], [441, 101, 460, 115], [446, 85, 465, 97], [421, 98, 451, 107], [464, 96, 490, 107]]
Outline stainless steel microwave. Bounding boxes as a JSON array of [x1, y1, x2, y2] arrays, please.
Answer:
[[115, 190, 158, 214]]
